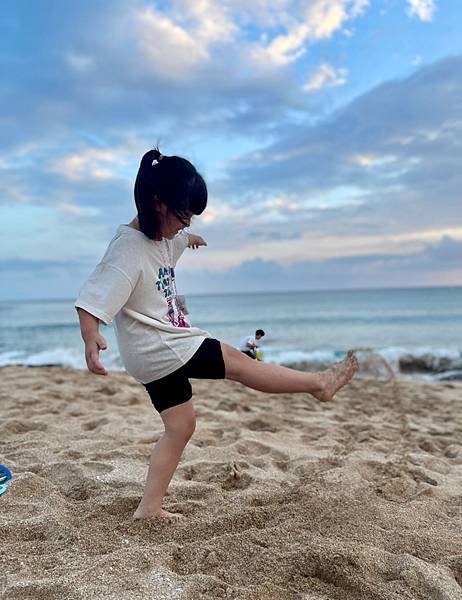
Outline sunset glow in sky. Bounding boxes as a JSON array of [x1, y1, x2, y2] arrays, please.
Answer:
[[1, 0, 461, 299]]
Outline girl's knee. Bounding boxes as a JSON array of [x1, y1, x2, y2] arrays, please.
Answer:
[[183, 415, 196, 439], [161, 399, 196, 442], [165, 414, 196, 442]]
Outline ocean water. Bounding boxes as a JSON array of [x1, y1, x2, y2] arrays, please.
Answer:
[[1, 287, 462, 381]]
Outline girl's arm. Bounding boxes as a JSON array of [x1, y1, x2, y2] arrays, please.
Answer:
[[77, 308, 109, 376]]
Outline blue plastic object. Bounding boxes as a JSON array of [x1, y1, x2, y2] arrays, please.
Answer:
[[0, 465, 12, 484], [0, 484, 7, 496]]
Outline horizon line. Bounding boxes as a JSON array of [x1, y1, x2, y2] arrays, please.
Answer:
[[1, 283, 461, 303]]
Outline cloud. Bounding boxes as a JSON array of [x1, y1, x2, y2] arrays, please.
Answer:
[[136, 0, 371, 74], [424, 235, 462, 263], [135, 8, 211, 78], [1, 1, 460, 299], [251, 0, 369, 66], [349, 153, 398, 167], [177, 235, 462, 293], [0, 258, 96, 301], [65, 51, 95, 73], [0, 0, 440, 157], [46, 148, 125, 182], [4, 54, 459, 294], [304, 63, 348, 92], [57, 202, 101, 217], [1, 234, 460, 301], [220, 56, 462, 242], [406, 0, 437, 22]]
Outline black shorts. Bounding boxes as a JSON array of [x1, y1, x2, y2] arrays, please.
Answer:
[[144, 338, 226, 413]]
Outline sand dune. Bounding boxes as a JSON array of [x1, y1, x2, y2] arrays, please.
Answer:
[[1, 365, 462, 599]]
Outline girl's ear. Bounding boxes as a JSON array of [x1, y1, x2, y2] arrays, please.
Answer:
[[153, 195, 163, 214]]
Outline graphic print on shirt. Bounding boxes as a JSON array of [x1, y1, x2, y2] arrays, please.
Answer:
[[155, 266, 191, 328]]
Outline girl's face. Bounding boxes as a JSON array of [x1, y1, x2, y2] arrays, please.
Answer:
[[158, 204, 193, 239]]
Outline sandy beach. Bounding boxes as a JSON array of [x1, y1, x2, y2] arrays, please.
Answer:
[[1, 365, 461, 599]]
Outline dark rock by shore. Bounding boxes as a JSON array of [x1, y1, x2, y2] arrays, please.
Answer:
[[399, 353, 462, 374]]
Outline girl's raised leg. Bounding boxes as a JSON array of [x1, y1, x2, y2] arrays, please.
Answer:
[[221, 343, 358, 401], [133, 399, 195, 521]]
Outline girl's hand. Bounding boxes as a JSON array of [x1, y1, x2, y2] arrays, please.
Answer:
[[187, 234, 207, 249], [84, 334, 108, 376]]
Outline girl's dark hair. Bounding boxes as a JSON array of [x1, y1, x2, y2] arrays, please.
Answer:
[[134, 147, 207, 240]]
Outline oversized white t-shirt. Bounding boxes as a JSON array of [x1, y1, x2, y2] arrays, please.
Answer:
[[75, 225, 210, 384], [238, 336, 256, 351]]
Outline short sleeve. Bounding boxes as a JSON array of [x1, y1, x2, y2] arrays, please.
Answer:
[[170, 231, 189, 265], [75, 263, 135, 325], [75, 230, 142, 324]]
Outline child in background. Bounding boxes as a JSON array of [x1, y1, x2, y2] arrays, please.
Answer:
[[238, 329, 265, 359], [75, 148, 359, 522]]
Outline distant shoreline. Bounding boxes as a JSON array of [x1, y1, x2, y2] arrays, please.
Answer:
[[2, 363, 462, 384]]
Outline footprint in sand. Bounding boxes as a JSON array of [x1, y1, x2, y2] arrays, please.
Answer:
[[34, 462, 98, 501], [246, 418, 279, 433], [419, 438, 440, 454], [60, 449, 84, 459], [386, 553, 462, 598], [1, 419, 48, 435], [127, 395, 143, 405], [82, 461, 114, 474], [215, 399, 240, 412], [91, 449, 130, 461], [300, 429, 329, 443], [235, 440, 272, 457], [443, 555, 462, 588], [193, 428, 240, 448], [174, 480, 217, 500], [7, 582, 74, 600], [179, 460, 253, 491], [81, 417, 110, 431], [422, 457, 451, 475], [95, 385, 118, 396], [101, 494, 140, 516], [164, 499, 207, 516], [66, 404, 84, 417], [444, 444, 461, 460]]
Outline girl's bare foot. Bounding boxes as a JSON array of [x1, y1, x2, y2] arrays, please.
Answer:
[[314, 350, 359, 402], [132, 508, 183, 522]]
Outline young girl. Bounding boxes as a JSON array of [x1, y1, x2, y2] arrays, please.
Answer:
[[75, 148, 359, 522]]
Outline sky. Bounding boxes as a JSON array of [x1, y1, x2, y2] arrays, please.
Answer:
[[1, 0, 461, 300]]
